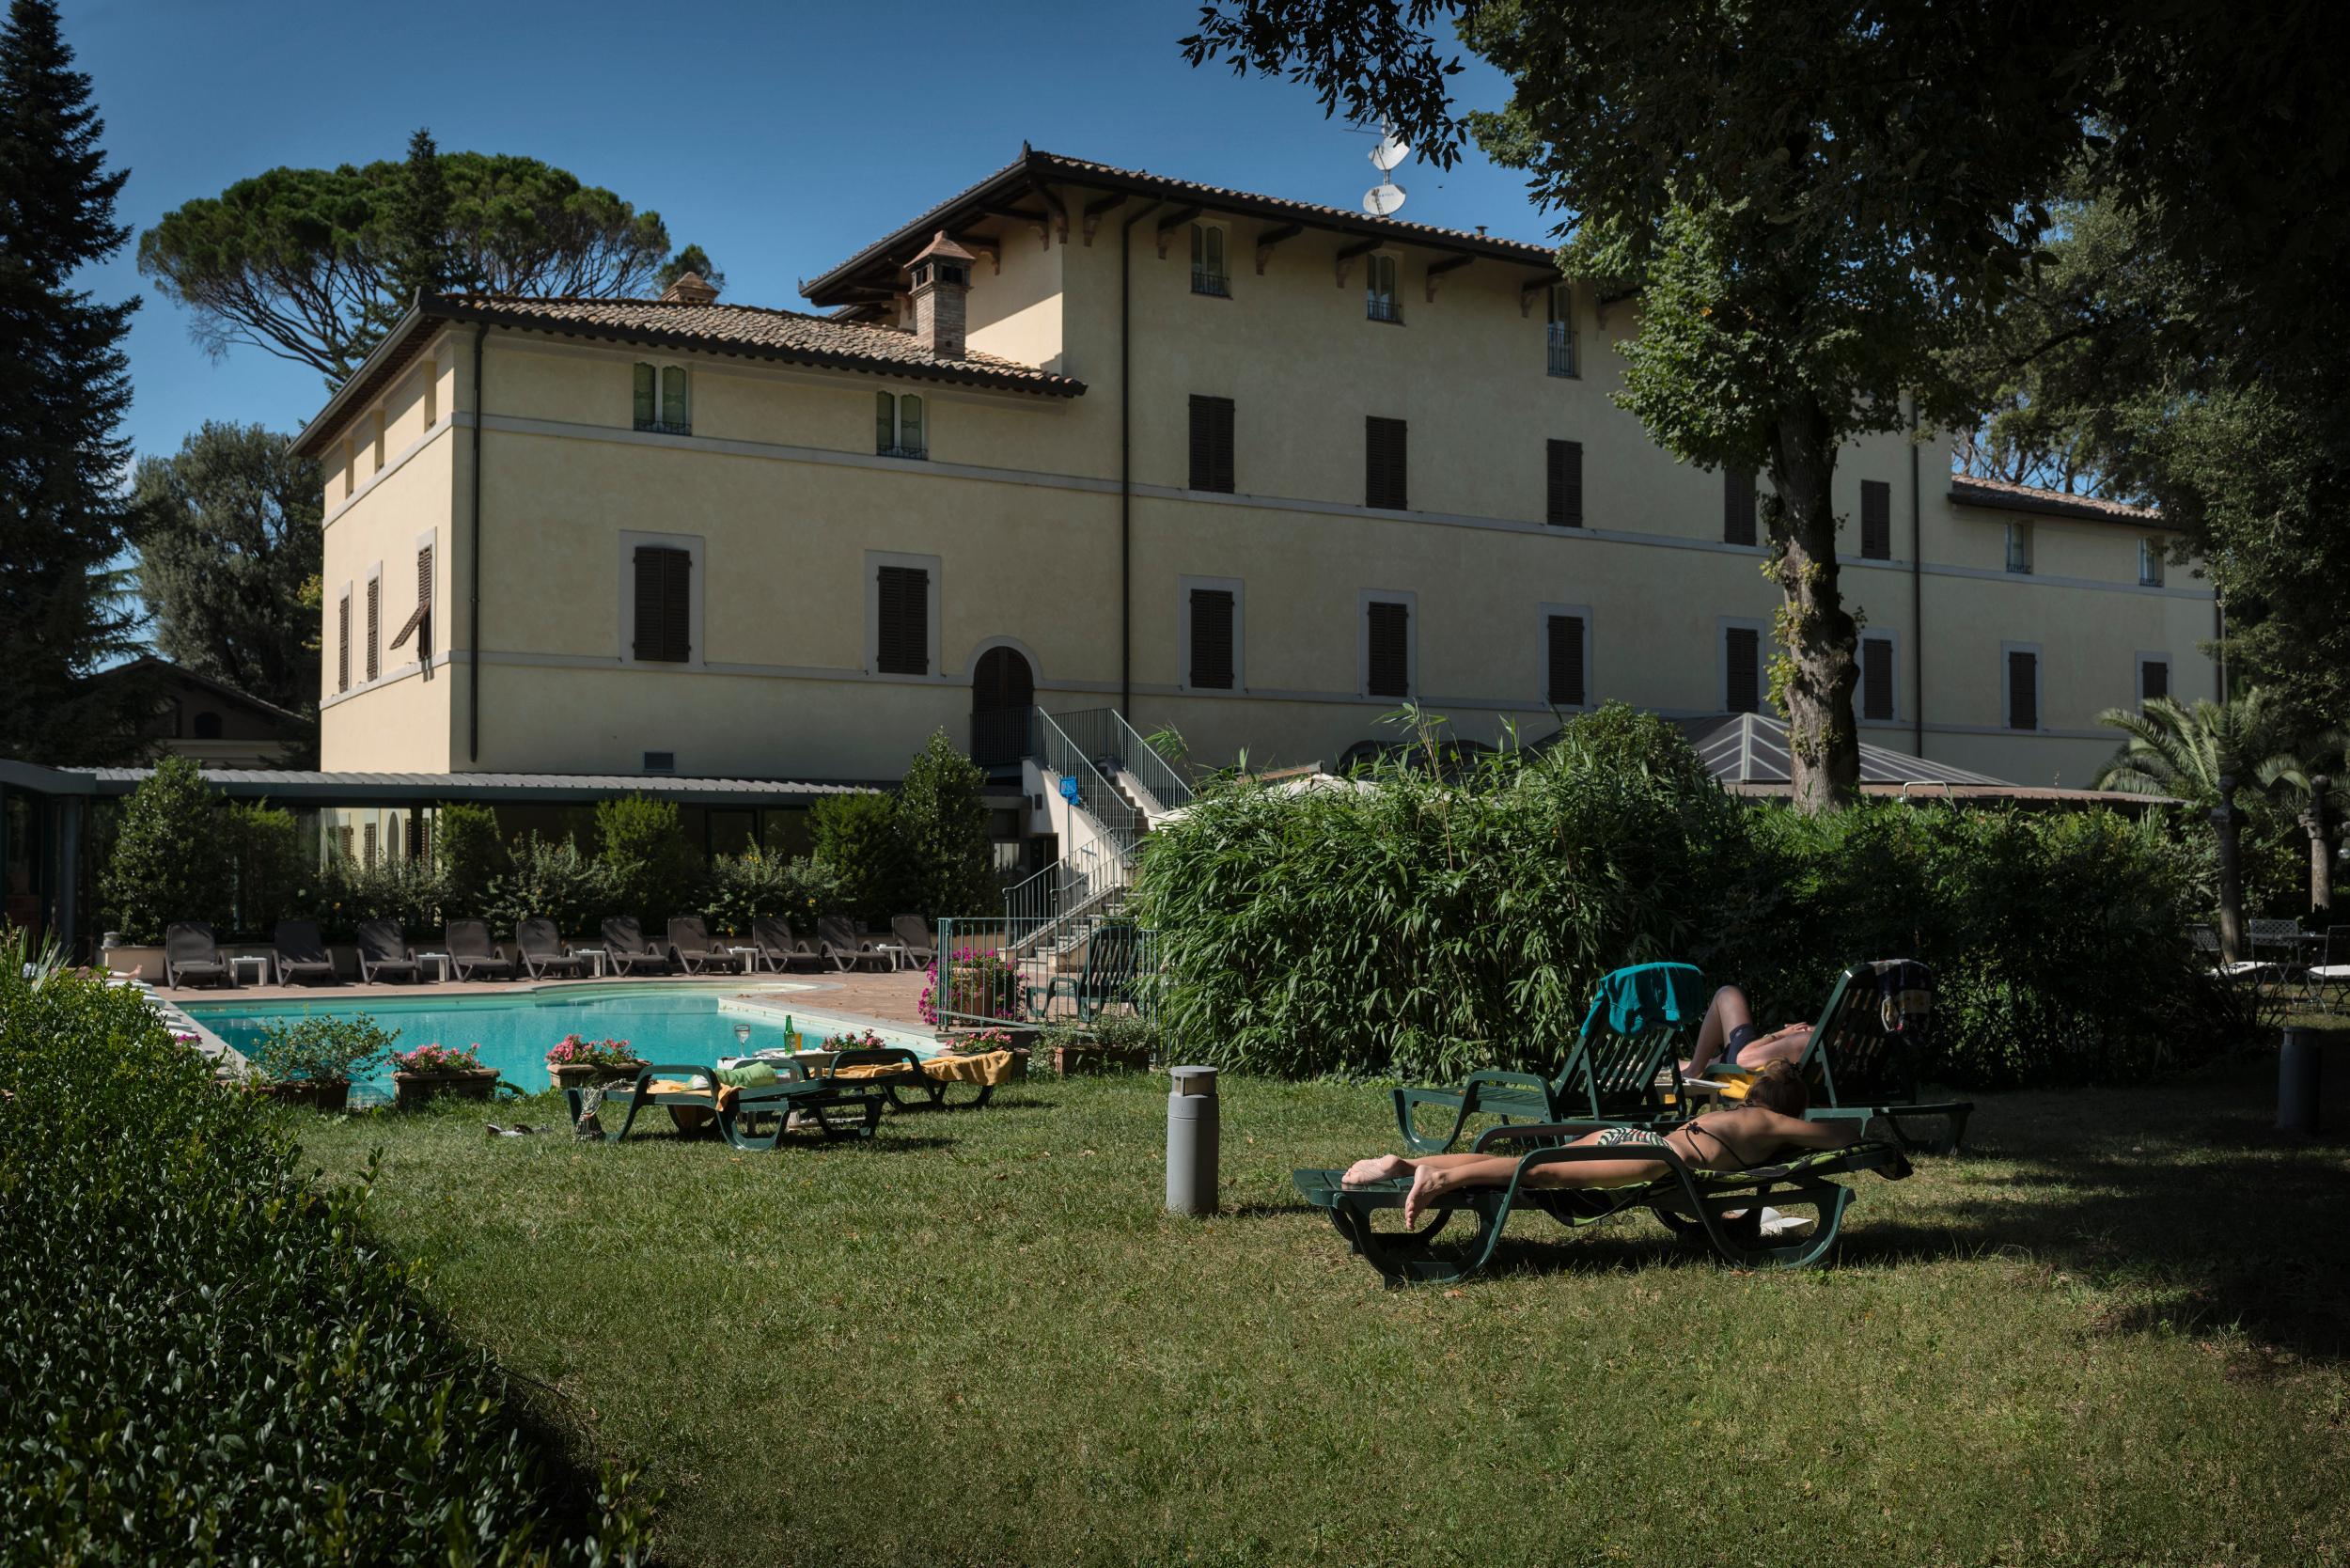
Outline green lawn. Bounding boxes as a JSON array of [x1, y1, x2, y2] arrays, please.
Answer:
[[296, 1051, 2350, 1568]]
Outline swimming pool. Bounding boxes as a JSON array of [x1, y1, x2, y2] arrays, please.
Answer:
[[183, 983, 934, 1103]]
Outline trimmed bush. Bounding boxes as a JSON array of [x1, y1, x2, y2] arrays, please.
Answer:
[[702, 844, 841, 936], [433, 799, 507, 917], [896, 729, 995, 919], [0, 939, 650, 1562], [809, 791, 907, 926], [99, 755, 227, 941], [594, 795, 700, 926], [223, 799, 304, 937], [481, 834, 612, 939]]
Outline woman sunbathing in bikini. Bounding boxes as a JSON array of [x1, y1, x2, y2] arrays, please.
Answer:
[[1342, 1061, 1860, 1227], [1680, 983, 1813, 1078]]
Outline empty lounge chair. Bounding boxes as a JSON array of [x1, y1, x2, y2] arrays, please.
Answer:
[[271, 919, 340, 986], [889, 915, 940, 967], [601, 916, 670, 976], [164, 922, 231, 989], [819, 916, 893, 973], [444, 919, 515, 981], [516, 917, 588, 980], [354, 918, 422, 983], [747, 914, 822, 973], [666, 916, 743, 975]]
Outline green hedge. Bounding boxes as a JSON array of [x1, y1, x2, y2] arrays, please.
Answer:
[[0, 942, 651, 1563], [1134, 707, 2243, 1089]]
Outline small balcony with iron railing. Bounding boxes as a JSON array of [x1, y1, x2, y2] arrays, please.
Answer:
[[1547, 321, 1576, 378], [1191, 266, 1230, 298]]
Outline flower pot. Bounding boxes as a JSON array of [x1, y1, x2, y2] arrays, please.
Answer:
[[311, 1079, 352, 1115], [392, 1067, 499, 1108], [548, 1059, 646, 1092], [249, 1078, 319, 1107]]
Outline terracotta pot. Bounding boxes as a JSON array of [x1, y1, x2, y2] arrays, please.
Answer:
[[392, 1067, 499, 1107], [311, 1079, 352, 1114], [548, 1059, 646, 1092]]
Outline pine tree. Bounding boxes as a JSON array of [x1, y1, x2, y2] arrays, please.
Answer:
[[0, 0, 147, 762], [383, 126, 453, 310]]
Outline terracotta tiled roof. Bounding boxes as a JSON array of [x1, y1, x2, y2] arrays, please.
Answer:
[[1948, 473, 2159, 526], [804, 146, 1558, 303]]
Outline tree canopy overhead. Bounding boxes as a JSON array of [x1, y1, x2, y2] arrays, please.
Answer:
[[137, 143, 716, 382]]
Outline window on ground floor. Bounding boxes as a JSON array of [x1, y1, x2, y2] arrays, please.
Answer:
[[1362, 591, 1415, 699], [2004, 643, 2042, 730], [1543, 606, 1589, 708], [1861, 633, 1896, 722]]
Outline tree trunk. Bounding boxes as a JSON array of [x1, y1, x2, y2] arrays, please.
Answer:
[[1767, 399, 1862, 814], [2301, 805, 2332, 917], [2215, 798, 2247, 964]]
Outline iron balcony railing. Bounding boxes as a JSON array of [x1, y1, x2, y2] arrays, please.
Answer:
[[1191, 267, 1230, 297], [937, 915, 1159, 1033], [1367, 295, 1402, 323], [1547, 321, 1575, 377]]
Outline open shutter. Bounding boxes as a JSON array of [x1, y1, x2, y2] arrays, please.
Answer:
[[1188, 588, 1235, 689], [365, 576, 380, 680], [1725, 468, 1757, 546], [389, 543, 431, 653], [633, 363, 655, 428], [1862, 636, 1894, 720], [2008, 650, 2039, 730], [1726, 627, 1761, 713], [633, 545, 692, 663], [1546, 615, 1586, 706], [337, 594, 351, 693], [1860, 479, 1891, 559], [1366, 600, 1410, 697], [876, 565, 929, 675], [1546, 439, 1584, 527]]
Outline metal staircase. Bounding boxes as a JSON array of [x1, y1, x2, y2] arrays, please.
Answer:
[[1000, 708, 1192, 955]]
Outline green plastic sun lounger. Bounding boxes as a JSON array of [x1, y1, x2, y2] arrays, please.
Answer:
[[1686, 960, 1973, 1151], [567, 1061, 885, 1150], [1294, 1124, 1912, 1285], [817, 1045, 998, 1110], [1390, 961, 1705, 1154]]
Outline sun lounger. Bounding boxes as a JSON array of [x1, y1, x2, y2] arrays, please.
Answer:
[[601, 915, 670, 976], [444, 919, 515, 981], [567, 1060, 885, 1150], [1684, 960, 1972, 1151], [1391, 961, 1704, 1154], [1026, 920, 1143, 1023], [355, 918, 422, 983], [515, 917, 588, 980], [819, 1044, 1004, 1110], [748, 915, 823, 974], [889, 915, 940, 966], [818, 916, 893, 973], [666, 916, 744, 975], [164, 922, 231, 989], [270, 919, 339, 986], [1294, 1124, 1913, 1284]]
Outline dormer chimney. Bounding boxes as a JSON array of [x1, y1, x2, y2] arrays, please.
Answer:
[[903, 230, 975, 359], [661, 271, 719, 305]]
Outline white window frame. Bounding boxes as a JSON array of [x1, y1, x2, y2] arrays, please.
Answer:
[[1178, 574, 1246, 694], [1537, 601, 1594, 710], [2138, 537, 2165, 587], [1190, 222, 1230, 297], [619, 528, 707, 670], [1365, 253, 1401, 323], [1358, 588, 1418, 700], [866, 549, 943, 680], [2136, 651, 2173, 711], [2001, 639, 2044, 731], [1717, 615, 1772, 716], [1545, 284, 1577, 378], [633, 360, 692, 435], [2005, 520, 2034, 574], [877, 390, 928, 460], [1858, 629, 1902, 724]]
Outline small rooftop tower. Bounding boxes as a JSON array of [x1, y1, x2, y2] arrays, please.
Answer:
[[903, 230, 975, 359], [660, 271, 720, 305]]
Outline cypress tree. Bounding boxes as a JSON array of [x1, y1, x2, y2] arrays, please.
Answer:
[[0, 0, 147, 762]]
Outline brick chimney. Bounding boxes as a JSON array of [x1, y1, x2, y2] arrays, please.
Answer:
[[903, 230, 975, 358], [661, 271, 719, 305]]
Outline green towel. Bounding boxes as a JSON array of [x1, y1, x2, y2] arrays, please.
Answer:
[[715, 1062, 780, 1090]]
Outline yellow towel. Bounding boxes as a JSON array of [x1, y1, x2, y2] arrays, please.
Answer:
[[829, 1050, 1014, 1088]]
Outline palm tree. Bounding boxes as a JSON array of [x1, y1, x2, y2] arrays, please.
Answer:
[[2092, 689, 2316, 960]]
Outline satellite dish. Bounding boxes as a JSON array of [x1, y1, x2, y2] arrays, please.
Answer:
[[1369, 134, 1413, 172], [1363, 182, 1407, 217]]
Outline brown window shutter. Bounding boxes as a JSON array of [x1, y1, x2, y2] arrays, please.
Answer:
[[415, 543, 432, 659], [365, 577, 380, 681], [337, 596, 351, 693], [1189, 396, 1234, 493], [2008, 650, 2039, 730], [1366, 600, 1410, 697], [1366, 417, 1407, 510], [1862, 637, 1894, 720], [1546, 439, 1584, 527], [1860, 479, 1891, 560], [1726, 627, 1761, 713], [2141, 659, 2169, 702], [876, 565, 930, 675], [1725, 468, 1757, 546], [1189, 588, 1235, 689], [1546, 615, 1586, 706], [633, 545, 692, 663]]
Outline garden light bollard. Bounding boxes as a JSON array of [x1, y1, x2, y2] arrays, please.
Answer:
[[2278, 1025, 2323, 1135], [1166, 1065, 1220, 1216]]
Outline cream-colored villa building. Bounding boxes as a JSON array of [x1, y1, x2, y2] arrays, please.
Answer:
[[296, 148, 2215, 811]]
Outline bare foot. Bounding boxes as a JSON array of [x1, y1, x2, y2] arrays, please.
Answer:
[[1342, 1153, 1411, 1187], [1402, 1164, 1449, 1229]]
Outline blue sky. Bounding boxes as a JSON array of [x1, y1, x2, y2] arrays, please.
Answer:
[[65, 0, 1552, 465]]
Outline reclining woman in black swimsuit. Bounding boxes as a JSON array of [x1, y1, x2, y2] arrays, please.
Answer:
[[1341, 1061, 1859, 1228], [1681, 983, 1813, 1078]]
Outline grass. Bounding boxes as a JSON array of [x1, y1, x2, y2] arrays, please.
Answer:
[[293, 1052, 2350, 1568]]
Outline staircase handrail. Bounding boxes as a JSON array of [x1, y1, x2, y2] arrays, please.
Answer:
[[1103, 709, 1194, 816]]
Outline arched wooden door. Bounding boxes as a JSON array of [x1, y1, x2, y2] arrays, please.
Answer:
[[970, 647, 1034, 767]]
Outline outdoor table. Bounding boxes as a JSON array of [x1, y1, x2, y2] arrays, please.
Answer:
[[415, 950, 452, 983], [728, 946, 762, 973], [228, 954, 270, 987], [873, 943, 907, 972], [568, 947, 608, 978]]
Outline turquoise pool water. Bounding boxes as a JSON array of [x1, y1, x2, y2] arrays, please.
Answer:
[[184, 984, 933, 1103]]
